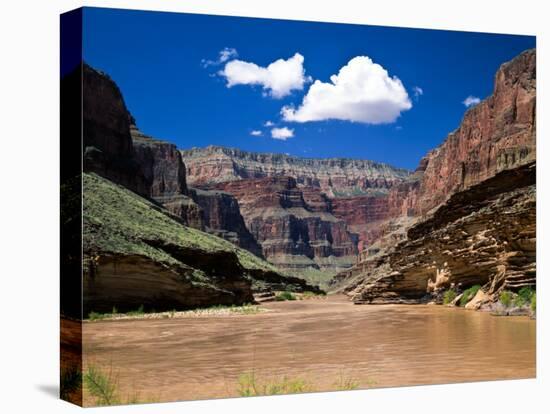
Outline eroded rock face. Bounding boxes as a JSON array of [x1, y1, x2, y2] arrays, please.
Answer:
[[331, 195, 392, 251], [390, 49, 536, 217], [181, 146, 410, 197], [82, 64, 149, 196], [347, 165, 535, 304], [130, 125, 206, 229], [84, 253, 253, 314], [131, 125, 188, 197], [212, 176, 357, 275], [189, 188, 264, 257], [331, 49, 537, 305]]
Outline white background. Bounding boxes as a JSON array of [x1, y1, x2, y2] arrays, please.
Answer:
[[0, 0, 548, 412]]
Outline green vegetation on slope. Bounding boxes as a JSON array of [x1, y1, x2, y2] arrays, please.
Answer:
[[460, 285, 481, 306], [83, 172, 279, 275]]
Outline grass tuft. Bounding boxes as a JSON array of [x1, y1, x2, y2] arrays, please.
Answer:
[[83, 365, 118, 406], [237, 372, 309, 396], [83, 364, 158, 406]]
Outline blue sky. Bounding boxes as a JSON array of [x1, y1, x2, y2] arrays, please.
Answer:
[[82, 7, 534, 170]]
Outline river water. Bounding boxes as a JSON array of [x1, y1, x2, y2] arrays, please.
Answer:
[[82, 295, 535, 404]]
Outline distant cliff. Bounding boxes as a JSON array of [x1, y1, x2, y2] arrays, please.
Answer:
[[181, 146, 411, 198]]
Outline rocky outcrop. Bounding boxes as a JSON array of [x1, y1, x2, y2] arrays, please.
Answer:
[[131, 125, 188, 197], [346, 164, 535, 304], [189, 188, 263, 257], [181, 146, 411, 197], [212, 176, 357, 280], [130, 125, 205, 229], [82, 64, 149, 196], [332, 49, 537, 306]]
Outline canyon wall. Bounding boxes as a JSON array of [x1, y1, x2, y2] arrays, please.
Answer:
[[76, 62, 319, 314], [332, 49, 536, 305], [180, 147, 411, 283], [82, 64, 149, 196], [212, 177, 357, 282], [181, 146, 410, 197]]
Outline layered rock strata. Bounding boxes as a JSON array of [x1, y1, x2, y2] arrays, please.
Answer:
[[212, 176, 357, 278], [181, 146, 410, 197], [331, 49, 537, 305]]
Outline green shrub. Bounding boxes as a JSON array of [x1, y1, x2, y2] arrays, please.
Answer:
[[442, 289, 457, 305], [275, 291, 296, 301], [499, 290, 513, 308], [460, 285, 481, 307], [530, 294, 536, 313], [514, 287, 535, 307]]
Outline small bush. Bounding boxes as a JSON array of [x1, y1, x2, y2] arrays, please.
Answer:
[[530, 294, 536, 313], [514, 287, 535, 307], [275, 291, 296, 301], [499, 290, 513, 308], [442, 289, 457, 305], [460, 285, 481, 307]]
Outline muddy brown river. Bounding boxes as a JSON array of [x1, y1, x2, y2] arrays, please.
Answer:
[[82, 295, 535, 404]]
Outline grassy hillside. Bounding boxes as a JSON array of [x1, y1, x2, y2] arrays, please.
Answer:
[[83, 172, 279, 275]]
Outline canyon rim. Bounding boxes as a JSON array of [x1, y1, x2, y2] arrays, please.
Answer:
[[60, 7, 536, 407]]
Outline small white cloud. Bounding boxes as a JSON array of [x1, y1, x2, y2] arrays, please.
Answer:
[[264, 120, 275, 127], [219, 47, 238, 63], [219, 53, 310, 99], [463, 95, 481, 107], [271, 127, 294, 140], [395, 125, 403, 131], [282, 56, 412, 124], [202, 47, 238, 67], [413, 86, 423, 100], [250, 130, 263, 136]]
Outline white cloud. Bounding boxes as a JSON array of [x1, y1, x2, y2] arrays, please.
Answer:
[[271, 127, 294, 140], [202, 47, 238, 67], [463, 95, 481, 107], [282, 56, 412, 124], [219, 53, 310, 99], [264, 120, 275, 127], [413, 86, 423, 99], [250, 130, 263, 136], [219, 47, 238, 63]]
